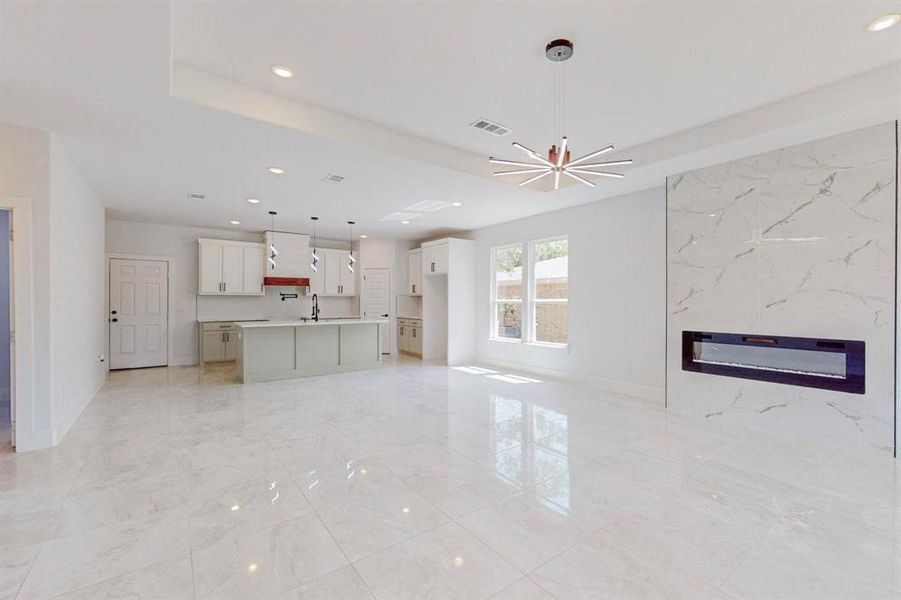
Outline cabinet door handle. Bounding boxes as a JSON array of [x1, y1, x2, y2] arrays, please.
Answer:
[[412, 284, 416, 294], [412, 329, 416, 338], [431, 262, 435, 272]]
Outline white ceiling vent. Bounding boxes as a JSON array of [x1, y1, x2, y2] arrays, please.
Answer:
[[322, 173, 345, 184], [470, 118, 512, 137], [186, 193, 205, 200]]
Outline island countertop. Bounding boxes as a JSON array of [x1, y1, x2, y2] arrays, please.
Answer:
[[235, 318, 388, 329]]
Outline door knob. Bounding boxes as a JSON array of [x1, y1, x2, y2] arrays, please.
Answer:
[[382, 313, 388, 317], [111, 318, 118, 323], [111, 310, 117, 315]]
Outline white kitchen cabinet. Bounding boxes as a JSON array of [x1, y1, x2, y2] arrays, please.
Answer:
[[313, 248, 357, 296], [242, 246, 265, 295], [324, 250, 341, 295], [201, 331, 227, 362], [222, 245, 244, 294], [422, 241, 448, 275], [408, 249, 422, 295], [199, 243, 223, 294], [397, 318, 422, 356], [200, 322, 241, 363], [198, 239, 265, 296], [339, 252, 357, 296]]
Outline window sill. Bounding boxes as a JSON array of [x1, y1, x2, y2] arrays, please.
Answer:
[[526, 341, 568, 350], [487, 338, 568, 350]]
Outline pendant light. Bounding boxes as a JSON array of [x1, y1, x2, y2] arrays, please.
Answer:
[[267, 211, 278, 270], [346, 221, 356, 273], [489, 39, 633, 190], [310, 216, 320, 272]]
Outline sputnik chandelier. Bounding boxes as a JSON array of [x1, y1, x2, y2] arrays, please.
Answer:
[[490, 39, 633, 190]]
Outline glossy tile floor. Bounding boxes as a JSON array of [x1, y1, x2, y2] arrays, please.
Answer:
[[1, 359, 898, 599]]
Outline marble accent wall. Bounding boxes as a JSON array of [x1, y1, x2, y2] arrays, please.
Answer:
[[666, 122, 897, 454]]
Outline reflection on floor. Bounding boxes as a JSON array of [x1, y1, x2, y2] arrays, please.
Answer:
[[0, 358, 898, 599]]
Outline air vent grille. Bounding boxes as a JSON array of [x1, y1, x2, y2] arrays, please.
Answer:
[[186, 193, 205, 200], [322, 173, 345, 184], [470, 118, 511, 137]]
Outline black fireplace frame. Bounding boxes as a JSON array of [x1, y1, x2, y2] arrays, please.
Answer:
[[682, 331, 865, 394]]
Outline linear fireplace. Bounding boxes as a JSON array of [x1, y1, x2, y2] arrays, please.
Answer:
[[682, 331, 865, 394]]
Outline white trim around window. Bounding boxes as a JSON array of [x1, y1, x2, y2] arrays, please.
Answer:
[[489, 236, 568, 347]]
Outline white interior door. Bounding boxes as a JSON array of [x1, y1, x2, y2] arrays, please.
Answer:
[[109, 258, 169, 369], [362, 268, 390, 354]]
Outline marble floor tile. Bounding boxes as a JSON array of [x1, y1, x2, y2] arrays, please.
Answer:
[[49, 556, 194, 600], [318, 485, 451, 561], [489, 577, 557, 600], [2, 361, 897, 599], [191, 514, 348, 600], [530, 528, 718, 599], [16, 510, 190, 600], [188, 474, 314, 550], [0, 542, 41, 600], [458, 491, 603, 573], [354, 522, 521, 600], [272, 565, 374, 599]]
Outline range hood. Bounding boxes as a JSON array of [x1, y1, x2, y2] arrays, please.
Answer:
[[264, 276, 310, 287], [263, 231, 312, 287]]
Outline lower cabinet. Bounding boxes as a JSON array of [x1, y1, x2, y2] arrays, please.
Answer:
[[397, 318, 422, 356], [200, 322, 240, 363]]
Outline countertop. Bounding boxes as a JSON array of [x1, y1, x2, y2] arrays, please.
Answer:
[[198, 316, 362, 324], [235, 318, 388, 329]]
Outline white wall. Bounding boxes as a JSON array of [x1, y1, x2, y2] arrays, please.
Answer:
[[471, 187, 666, 400], [48, 136, 106, 443], [105, 219, 357, 365], [0, 123, 107, 449]]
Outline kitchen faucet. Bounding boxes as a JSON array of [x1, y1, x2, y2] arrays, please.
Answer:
[[311, 293, 320, 322]]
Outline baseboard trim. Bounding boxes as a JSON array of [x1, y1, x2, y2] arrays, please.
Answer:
[[476, 358, 665, 405]]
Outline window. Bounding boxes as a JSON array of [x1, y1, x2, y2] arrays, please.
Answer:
[[531, 237, 568, 344], [492, 244, 523, 340], [490, 236, 568, 346]]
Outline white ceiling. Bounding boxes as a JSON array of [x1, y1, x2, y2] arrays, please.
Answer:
[[1, 1, 900, 240], [172, 1, 901, 156]]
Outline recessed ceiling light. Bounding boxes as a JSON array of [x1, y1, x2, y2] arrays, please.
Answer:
[[451, 202, 463, 207], [247, 198, 261, 204], [868, 14, 900, 32], [401, 220, 410, 225], [268, 167, 285, 175], [270, 65, 294, 78], [229, 220, 241, 225], [360, 234, 368, 238]]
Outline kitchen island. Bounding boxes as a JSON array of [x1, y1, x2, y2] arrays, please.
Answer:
[[235, 319, 387, 383]]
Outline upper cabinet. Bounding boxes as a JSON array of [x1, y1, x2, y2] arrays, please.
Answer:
[[310, 248, 356, 296], [408, 249, 422, 295], [422, 240, 449, 275], [198, 239, 265, 295], [264, 231, 311, 278]]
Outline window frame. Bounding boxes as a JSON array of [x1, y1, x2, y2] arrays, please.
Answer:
[[528, 236, 568, 347], [489, 236, 568, 347], [490, 243, 524, 341]]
